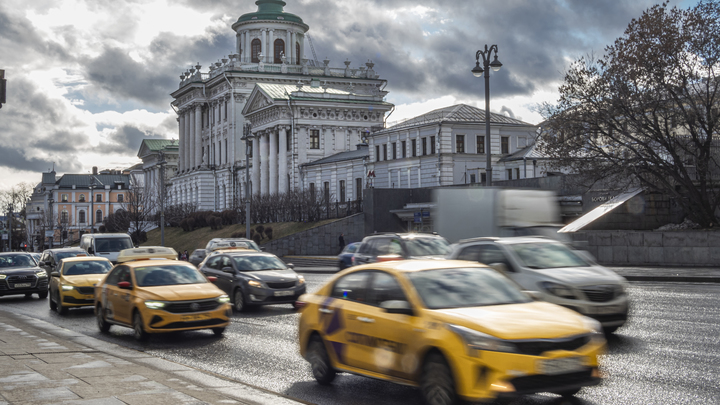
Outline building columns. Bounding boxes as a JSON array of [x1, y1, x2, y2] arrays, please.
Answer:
[[260, 132, 270, 195], [194, 104, 202, 169], [268, 29, 274, 63], [178, 113, 185, 172], [279, 126, 288, 193], [269, 129, 278, 194], [252, 132, 261, 196]]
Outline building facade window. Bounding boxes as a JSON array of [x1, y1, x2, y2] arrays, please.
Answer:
[[401, 141, 407, 158], [323, 181, 330, 202], [375, 145, 380, 162], [470, 174, 477, 184], [95, 194, 102, 202], [296, 43, 301, 64], [412, 139, 417, 157], [61, 194, 68, 202], [501, 136, 509, 154], [60, 210, 69, 223], [392, 142, 397, 159], [507, 169, 513, 180], [515, 168, 520, 179], [96, 210, 103, 223], [477, 135, 485, 154], [383, 144, 388, 160], [481, 172, 487, 184], [422, 138, 427, 155], [117, 194, 124, 203], [287, 131, 292, 151], [251, 39, 261, 63], [79, 194, 85, 202], [339, 180, 346, 202], [310, 129, 320, 149], [356, 178, 362, 200], [431, 136, 436, 154], [274, 39, 285, 63], [456, 135, 465, 153], [79, 210, 86, 223], [309, 182, 315, 196]]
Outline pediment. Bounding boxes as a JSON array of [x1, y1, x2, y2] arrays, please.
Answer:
[[244, 90, 274, 115]]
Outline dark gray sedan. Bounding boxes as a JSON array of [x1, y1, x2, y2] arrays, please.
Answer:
[[0, 252, 49, 299], [199, 252, 305, 311]]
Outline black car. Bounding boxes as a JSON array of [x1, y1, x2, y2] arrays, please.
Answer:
[[189, 249, 207, 266], [352, 232, 452, 266], [38, 248, 87, 276], [0, 252, 49, 299], [199, 252, 305, 311]]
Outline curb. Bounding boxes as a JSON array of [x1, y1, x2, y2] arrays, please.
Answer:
[[621, 275, 720, 283]]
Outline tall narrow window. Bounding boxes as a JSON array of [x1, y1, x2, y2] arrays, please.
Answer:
[[117, 194, 124, 203], [225, 139, 228, 163], [515, 168, 520, 179], [251, 38, 261, 63], [296, 42, 301, 64], [96, 194, 102, 202], [356, 178, 362, 200], [375, 145, 381, 162], [224, 101, 228, 120], [501, 136, 509, 154], [383, 144, 388, 160], [287, 131, 292, 151], [507, 169, 513, 180], [456, 135, 465, 153], [96, 210, 103, 223], [339, 180, 346, 202], [310, 129, 320, 149], [79, 194, 85, 202], [430, 136, 436, 154], [309, 182, 315, 196], [422, 138, 427, 155], [61, 194, 68, 202], [323, 182, 330, 202], [274, 39, 285, 63], [412, 139, 417, 157], [477, 135, 485, 154], [401, 141, 407, 158], [392, 142, 397, 159], [79, 210, 86, 223], [61, 210, 69, 223]]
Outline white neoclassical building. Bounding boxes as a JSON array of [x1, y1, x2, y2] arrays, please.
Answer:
[[169, 0, 390, 209]]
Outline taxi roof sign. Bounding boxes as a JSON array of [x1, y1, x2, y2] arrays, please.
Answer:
[[116, 247, 178, 263], [207, 241, 254, 252]]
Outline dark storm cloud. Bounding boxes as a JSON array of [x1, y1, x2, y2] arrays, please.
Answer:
[[0, 6, 74, 66], [98, 125, 170, 155], [0, 146, 82, 173]]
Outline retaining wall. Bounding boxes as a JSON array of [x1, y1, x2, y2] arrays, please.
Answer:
[[262, 213, 365, 257], [571, 230, 720, 266]]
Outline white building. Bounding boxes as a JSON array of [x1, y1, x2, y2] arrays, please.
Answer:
[[169, 0, 389, 209]]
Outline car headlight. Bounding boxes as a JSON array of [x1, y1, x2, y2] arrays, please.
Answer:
[[248, 280, 263, 288], [0, 275, 6, 280], [61, 285, 75, 291], [218, 295, 230, 303], [144, 301, 166, 309], [297, 275, 305, 285], [448, 324, 517, 354], [582, 316, 606, 344], [540, 281, 576, 299], [36, 271, 48, 278]]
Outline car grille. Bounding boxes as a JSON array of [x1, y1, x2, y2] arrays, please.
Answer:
[[157, 319, 226, 329], [76, 287, 94, 295], [513, 335, 591, 356], [581, 285, 617, 302], [266, 281, 296, 289], [164, 299, 220, 314], [509, 369, 593, 393], [7, 275, 38, 289]]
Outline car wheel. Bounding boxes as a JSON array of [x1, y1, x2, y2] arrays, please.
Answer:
[[38, 291, 48, 299], [420, 353, 456, 405], [133, 311, 149, 342], [212, 327, 225, 336], [56, 292, 68, 315], [604, 325, 620, 334], [307, 336, 336, 385], [233, 289, 245, 312], [558, 387, 582, 398], [96, 306, 111, 333], [49, 289, 57, 310]]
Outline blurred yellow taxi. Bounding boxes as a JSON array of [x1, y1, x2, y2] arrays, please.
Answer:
[[297, 260, 605, 404], [49, 256, 112, 314], [94, 247, 232, 341]]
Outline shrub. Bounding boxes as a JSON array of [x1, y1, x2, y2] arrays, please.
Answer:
[[255, 225, 265, 235], [230, 231, 243, 238], [265, 228, 273, 240], [252, 233, 262, 244], [250, 228, 255, 238], [186, 217, 196, 231], [213, 216, 223, 229], [180, 219, 189, 232]]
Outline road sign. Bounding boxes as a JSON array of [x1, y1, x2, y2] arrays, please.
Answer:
[[414, 212, 422, 223]]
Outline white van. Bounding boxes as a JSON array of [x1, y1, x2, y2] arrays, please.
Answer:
[[79, 233, 134, 264]]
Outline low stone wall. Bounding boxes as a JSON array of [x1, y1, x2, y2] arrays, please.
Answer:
[[571, 230, 720, 266], [262, 213, 365, 257]]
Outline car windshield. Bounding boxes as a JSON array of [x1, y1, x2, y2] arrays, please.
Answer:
[[63, 261, 112, 275], [56, 251, 85, 261], [407, 267, 531, 309], [342, 244, 358, 254], [94, 238, 133, 252], [232, 255, 287, 271], [0, 254, 36, 268], [134, 265, 207, 287], [507, 242, 590, 269], [405, 237, 451, 257]]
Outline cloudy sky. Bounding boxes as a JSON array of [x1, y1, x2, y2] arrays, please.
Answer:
[[0, 0, 696, 189]]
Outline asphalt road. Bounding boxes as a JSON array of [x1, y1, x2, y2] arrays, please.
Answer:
[[0, 276, 718, 405]]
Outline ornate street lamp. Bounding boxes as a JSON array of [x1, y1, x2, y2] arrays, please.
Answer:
[[472, 44, 502, 186], [242, 121, 254, 239]]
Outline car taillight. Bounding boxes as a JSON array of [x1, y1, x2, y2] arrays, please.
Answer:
[[377, 254, 403, 262]]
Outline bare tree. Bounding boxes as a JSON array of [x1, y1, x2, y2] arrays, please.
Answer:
[[112, 175, 158, 243], [539, 1, 720, 227]]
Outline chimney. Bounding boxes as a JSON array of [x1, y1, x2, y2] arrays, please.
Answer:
[[92, 166, 98, 175]]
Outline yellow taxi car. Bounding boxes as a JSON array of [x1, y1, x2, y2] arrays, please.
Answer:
[[298, 260, 606, 405], [94, 247, 232, 341], [49, 256, 113, 315]]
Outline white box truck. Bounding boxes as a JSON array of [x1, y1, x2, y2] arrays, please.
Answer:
[[433, 188, 565, 243]]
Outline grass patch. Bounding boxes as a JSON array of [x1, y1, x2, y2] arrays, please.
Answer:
[[143, 219, 337, 254]]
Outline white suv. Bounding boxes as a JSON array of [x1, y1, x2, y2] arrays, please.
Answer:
[[447, 236, 629, 333]]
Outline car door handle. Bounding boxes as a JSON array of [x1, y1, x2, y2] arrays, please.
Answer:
[[357, 317, 375, 323], [319, 308, 334, 314]]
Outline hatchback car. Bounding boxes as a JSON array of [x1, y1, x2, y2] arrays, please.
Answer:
[[49, 257, 112, 314], [38, 248, 87, 276], [0, 252, 49, 299], [338, 242, 360, 270], [298, 260, 605, 404], [352, 233, 451, 266], [447, 237, 629, 333], [200, 251, 305, 311], [94, 247, 232, 341]]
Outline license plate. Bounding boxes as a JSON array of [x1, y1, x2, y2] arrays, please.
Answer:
[[14, 283, 31, 288], [592, 305, 621, 314], [274, 290, 294, 297], [181, 313, 211, 321], [537, 356, 586, 375], [82, 295, 94, 299]]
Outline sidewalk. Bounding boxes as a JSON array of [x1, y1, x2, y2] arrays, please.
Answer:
[[0, 311, 306, 405]]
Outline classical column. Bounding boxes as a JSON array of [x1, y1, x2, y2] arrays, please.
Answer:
[[279, 126, 288, 193], [260, 29, 266, 62], [252, 132, 261, 196], [194, 104, 202, 169], [286, 30, 291, 62], [185, 110, 192, 171], [268, 29, 274, 63], [178, 113, 185, 172], [260, 132, 270, 195], [300, 34, 305, 60], [269, 129, 278, 194]]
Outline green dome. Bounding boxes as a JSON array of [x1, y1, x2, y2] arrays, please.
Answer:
[[233, 0, 308, 28]]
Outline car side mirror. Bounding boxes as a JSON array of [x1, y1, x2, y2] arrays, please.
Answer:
[[221, 266, 234, 274], [489, 262, 509, 274], [381, 300, 414, 316], [87, 247, 94, 254], [39, 261, 46, 267], [117, 281, 132, 289], [50, 271, 60, 277], [286, 263, 294, 270]]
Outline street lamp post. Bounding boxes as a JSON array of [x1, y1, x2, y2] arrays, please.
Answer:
[[47, 197, 54, 249], [89, 176, 96, 234], [242, 122, 253, 239], [6, 204, 11, 252], [472, 44, 502, 187]]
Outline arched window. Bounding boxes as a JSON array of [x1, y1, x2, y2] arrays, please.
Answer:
[[79, 194, 85, 202], [79, 210, 86, 224], [296, 42, 301, 65], [251, 38, 261, 63], [274, 38, 285, 63], [96, 210, 103, 224], [60, 210, 69, 223]]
